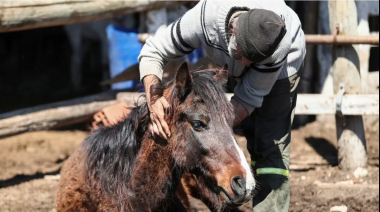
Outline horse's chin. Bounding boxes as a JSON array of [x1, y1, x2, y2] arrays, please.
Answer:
[[220, 189, 244, 208]]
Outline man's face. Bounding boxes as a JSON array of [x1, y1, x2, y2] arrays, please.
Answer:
[[228, 35, 252, 67], [236, 46, 253, 66], [228, 34, 241, 60]]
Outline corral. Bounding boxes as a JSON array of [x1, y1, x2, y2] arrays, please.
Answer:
[[0, 1, 379, 212]]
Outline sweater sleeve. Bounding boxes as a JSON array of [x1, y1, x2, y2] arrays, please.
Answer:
[[232, 59, 286, 115], [138, 2, 204, 81]]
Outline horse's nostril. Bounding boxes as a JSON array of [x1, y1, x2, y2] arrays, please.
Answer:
[[231, 175, 246, 196]]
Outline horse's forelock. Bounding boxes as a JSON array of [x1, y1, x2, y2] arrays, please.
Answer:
[[191, 70, 234, 121], [164, 69, 234, 126], [165, 69, 233, 120]]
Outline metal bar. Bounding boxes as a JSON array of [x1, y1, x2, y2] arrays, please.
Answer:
[[305, 35, 379, 45]]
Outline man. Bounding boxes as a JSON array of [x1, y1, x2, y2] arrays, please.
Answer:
[[139, 0, 306, 211]]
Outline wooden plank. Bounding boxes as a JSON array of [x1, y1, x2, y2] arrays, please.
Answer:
[[329, 0, 367, 171], [117, 93, 380, 116], [295, 94, 379, 115], [0, 92, 377, 138], [0, 100, 118, 138], [0, 1, 189, 33], [0, 91, 118, 119], [0, 91, 121, 138]]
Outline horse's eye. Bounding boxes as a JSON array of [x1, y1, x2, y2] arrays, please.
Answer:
[[191, 121, 207, 131]]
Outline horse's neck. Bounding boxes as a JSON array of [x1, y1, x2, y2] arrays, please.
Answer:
[[129, 137, 182, 211]]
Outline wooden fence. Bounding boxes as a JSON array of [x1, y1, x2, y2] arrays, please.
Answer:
[[0, 0, 378, 171], [0, 0, 190, 33], [0, 92, 378, 138]]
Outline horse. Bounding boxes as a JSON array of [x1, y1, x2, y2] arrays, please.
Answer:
[[56, 62, 256, 212]]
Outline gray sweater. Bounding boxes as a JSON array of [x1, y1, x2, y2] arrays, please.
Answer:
[[139, 0, 306, 114]]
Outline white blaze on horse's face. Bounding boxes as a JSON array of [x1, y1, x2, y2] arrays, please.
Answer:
[[195, 117, 256, 206], [212, 118, 255, 205], [231, 135, 256, 199]]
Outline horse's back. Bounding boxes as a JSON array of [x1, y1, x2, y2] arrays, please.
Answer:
[[56, 145, 92, 211], [57, 144, 120, 212]]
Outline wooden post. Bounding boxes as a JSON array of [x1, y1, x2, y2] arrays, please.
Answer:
[[328, 1, 367, 170]]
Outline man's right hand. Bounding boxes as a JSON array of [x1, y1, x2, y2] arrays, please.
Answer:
[[143, 75, 171, 140]]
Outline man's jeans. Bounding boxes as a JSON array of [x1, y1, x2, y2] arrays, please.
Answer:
[[241, 72, 301, 212]]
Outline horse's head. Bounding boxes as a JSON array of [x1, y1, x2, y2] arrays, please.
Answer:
[[164, 63, 256, 207]]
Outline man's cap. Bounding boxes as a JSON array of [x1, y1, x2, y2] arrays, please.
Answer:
[[235, 9, 287, 63]]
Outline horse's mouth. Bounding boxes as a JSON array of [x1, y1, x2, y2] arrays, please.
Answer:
[[219, 187, 245, 207]]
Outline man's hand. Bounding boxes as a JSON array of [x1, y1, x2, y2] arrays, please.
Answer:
[[143, 75, 171, 140], [92, 102, 131, 130]]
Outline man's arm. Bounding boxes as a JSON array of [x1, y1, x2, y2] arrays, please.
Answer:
[[138, 2, 204, 81], [231, 98, 249, 127], [138, 2, 204, 139]]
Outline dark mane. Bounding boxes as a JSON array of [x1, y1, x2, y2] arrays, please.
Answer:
[[84, 68, 233, 202], [85, 104, 150, 197]]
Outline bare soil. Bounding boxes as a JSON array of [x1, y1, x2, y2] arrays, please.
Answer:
[[0, 118, 378, 212]]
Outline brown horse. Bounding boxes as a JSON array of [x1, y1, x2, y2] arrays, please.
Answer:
[[56, 63, 255, 212]]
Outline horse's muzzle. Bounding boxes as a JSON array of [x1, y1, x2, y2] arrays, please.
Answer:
[[220, 175, 253, 206], [231, 175, 246, 198]]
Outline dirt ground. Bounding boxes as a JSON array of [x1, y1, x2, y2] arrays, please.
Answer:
[[0, 117, 378, 212]]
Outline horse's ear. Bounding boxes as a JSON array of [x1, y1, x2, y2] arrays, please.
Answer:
[[175, 62, 192, 101], [213, 64, 229, 85]]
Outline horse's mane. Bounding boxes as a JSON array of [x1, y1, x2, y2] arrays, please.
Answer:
[[84, 68, 234, 204], [85, 103, 150, 197], [175, 70, 234, 121]]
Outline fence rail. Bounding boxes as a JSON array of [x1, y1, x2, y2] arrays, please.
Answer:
[[305, 35, 379, 45], [0, 0, 190, 33], [137, 34, 380, 45], [0, 92, 378, 138]]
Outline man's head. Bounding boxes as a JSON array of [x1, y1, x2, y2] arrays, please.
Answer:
[[232, 9, 287, 64]]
